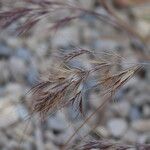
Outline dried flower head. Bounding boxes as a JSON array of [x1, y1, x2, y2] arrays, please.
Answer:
[[30, 65, 89, 120]]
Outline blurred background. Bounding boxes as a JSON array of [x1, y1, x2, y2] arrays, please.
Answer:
[[0, 0, 150, 150]]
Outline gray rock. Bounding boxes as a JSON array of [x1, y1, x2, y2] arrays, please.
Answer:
[[0, 101, 19, 129], [107, 118, 128, 137], [131, 119, 150, 132], [27, 67, 39, 85], [27, 67, 39, 86], [0, 43, 12, 58], [78, 0, 94, 9], [0, 86, 5, 97], [48, 112, 68, 131], [138, 134, 150, 144], [134, 94, 150, 106], [143, 105, 150, 117], [45, 142, 59, 150], [0, 60, 10, 84], [51, 26, 79, 49], [9, 57, 27, 82], [15, 105, 29, 120], [7, 37, 23, 49], [93, 39, 119, 51], [0, 132, 8, 147], [123, 129, 138, 143], [35, 43, 48, 58], [129, 106, 141, 121], [111, 101, 130, 117], [96, 126, 110, 137], [4, 140, 20, 150], [54, 127, 74, 145], [5, 83, 24, 102], [15, 48, 31, 63]]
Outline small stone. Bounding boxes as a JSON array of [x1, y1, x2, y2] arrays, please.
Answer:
[[45, 142, 59, 150], [78, 0, 94, 9], [6, 121, 33, 142], [45, 131, 55, 141], [51, 26, 79, 49], [5, 83, 24, 102], [15, 105, 29, 120], [134, 94, 150, 106], [27, 67, 39, 85], [15, 48, 31, 62], [0, 132, 8, 147], [26, 37, 39, 51], [137, 20, 150, 37], [0, 101, 19, 129], [123, 129, 138, 143], [107, 118, 128, 137], [131, 119, 150, 132], [96, 126, 110, 137], [5, 140, 19, 150], [129, 106, 141, 121], [9, 57, 27, 82], [21, 142, 33, 150], [89, 93, 102, 109], [54, 127, 74, 145], [138, 134, 150, 144], [7, 37, 22, 48], [35, 43, 48, 58], [94, 39, 119, 51], [143, 105, 150, 117], [111, 100, 130, 117], [48, 112, 68, 132], [0, 43, 12, 58], [0, 60, 10, 84]]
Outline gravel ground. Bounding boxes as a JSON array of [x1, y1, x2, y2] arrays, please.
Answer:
[[0, 0, 150, 150]]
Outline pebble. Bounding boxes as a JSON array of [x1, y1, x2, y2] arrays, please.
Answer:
[[143, 105, 150, 117], [131, 119, 150, 132], [5, 83, 24, 102], [35, 43, 48, 58], [6, 121, 33, 142], [134, 94, 150, 106], [0, 132, 8, 147], [9, 57, 27, 82], [26, 66, 39, 85], [7, 37, 23, 48], [0, 101, 19, 129], [93, 39, 119, 51], [123, 129, 138, 143], [26, 38, 39, 51], [96, 126, 110, 137], [110, 100, 130, 117], [15, 48, 31, 63], [107, 118, 128, 138], [45, 142, 59, 150], [0, 60, 10, 84], [54, 127, 74, 145], [48, 112, 68, 132], [129, 106, 141, 121], [137, 20, 150, 37], [0, 43, 12, 58], [78, 0, 94, 9], [5, 140, 19, 150], [89, 93, 102, 109], [51, 26, 79, 49], [15, 105, 29, 120], [138, 134, 150, 144]]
